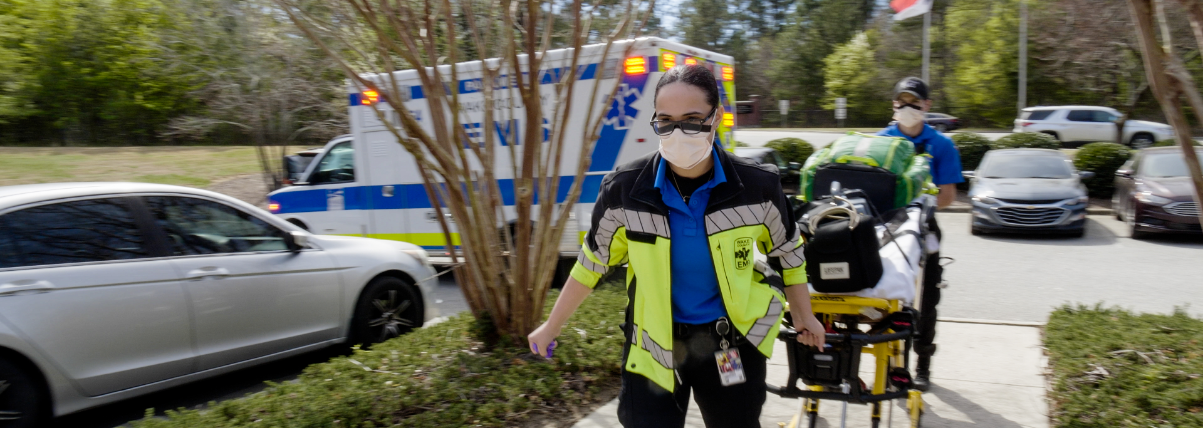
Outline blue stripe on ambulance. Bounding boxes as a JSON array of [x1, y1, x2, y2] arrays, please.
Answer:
[[295, 58, 650, 215]]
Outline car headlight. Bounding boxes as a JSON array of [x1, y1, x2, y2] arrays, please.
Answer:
[[1135, 192, 1173, 205], [401, 248, 431, 267], [1063, 195, 1089, 205], [972, 195, 1000, 205]]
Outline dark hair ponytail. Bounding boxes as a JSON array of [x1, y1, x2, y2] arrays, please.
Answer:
[[654, 64, 719, 110]]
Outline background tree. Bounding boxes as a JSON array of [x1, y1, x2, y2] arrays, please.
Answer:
[[157, 0, 348, 192], [769, 0, 874, 111], [274, 0, 655, 342], [822, 30, 891, 124]]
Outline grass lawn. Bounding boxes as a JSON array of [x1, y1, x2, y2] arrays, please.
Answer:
[[0, 146, 262, 188], [1046, 305, 1203, 427]]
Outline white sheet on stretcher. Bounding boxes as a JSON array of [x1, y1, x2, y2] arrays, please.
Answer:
[[806, 203, 926, 305]]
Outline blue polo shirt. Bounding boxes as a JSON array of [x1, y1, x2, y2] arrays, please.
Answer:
[[654, 149, 728, 324], [878, 123, 965, 186]]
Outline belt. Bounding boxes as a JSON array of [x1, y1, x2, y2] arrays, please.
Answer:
[[673, 317, 746, 347]]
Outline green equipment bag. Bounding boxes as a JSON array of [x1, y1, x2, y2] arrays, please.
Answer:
[[799, 132, 934, 212]]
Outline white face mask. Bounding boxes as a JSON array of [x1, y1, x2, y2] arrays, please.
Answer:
[[894, 105, 925, 128], [658, 125, 715, 170]]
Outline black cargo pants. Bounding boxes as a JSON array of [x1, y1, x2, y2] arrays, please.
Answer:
[[617, 320, 767, 428], [917, 213, 943, 357]]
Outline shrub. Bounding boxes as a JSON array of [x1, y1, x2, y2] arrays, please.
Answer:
[[734, 140, 749, 147], [765, 138, 815, 164], [1046, 305, 1203, 427], [950, 132, 992, 171], [992, 132, 1061, 150], [1074, 142, 1133, 197], [1152, 139, 1202, 147], [129, 282, 629, 428]]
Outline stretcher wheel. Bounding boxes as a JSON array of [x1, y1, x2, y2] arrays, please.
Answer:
[[807, 411, 818, 428], [871, 417, 881, 428], [907, 390, 924, 428]]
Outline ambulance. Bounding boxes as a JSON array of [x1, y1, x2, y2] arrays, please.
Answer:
[[267, 37, 737, 267]]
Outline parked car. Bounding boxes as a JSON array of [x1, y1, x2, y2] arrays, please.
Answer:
[[1013, 106, 1174, 148], [733, 146, 802, 195], [924, 112, 962, 132], [0, 182, 437, 425], [965, 149, 1095, 236], [1113, 147, 1203, 239]]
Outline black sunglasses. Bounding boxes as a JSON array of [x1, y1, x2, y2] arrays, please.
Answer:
[[649, 109, 718, 136]]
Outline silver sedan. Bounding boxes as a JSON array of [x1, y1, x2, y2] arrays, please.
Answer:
[[0, 183, 437, 426]]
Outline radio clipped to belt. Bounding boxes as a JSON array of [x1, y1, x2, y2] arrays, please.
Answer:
[[800, 184, 884, 293]]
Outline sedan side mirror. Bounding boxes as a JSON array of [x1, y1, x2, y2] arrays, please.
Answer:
[[1080, 171, 1096, 180], [962, 171, 975, 179], [788, 162, 802, 172], [1115, 170, 1133, 179], [284, 230, 310, 252]]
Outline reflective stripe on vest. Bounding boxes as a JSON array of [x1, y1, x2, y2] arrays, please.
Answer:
[[635, 324, 675, 370], [743, 297, 784, 348]]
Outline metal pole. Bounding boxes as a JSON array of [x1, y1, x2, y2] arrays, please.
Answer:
[[922, 11, 931, 83], [1018, 0, 1028, 112]]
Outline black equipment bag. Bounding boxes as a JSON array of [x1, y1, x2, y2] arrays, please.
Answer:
[[802, 204, 883, 293], [812, 163, 897, 218]]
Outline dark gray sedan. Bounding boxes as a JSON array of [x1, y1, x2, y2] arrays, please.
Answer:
[[965, 149, 1095, 237]]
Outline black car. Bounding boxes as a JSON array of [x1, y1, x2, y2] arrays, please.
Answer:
[[925, 113, 962, 132], [733, 147, 801, 195], [1113, 147, 1203, 239]]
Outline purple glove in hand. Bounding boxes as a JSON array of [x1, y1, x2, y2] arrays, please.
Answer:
[[531, 340, 557, 358]]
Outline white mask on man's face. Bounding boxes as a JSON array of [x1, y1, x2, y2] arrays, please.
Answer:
[[658, 118, 716, 170], [894, 105, 925, 128]]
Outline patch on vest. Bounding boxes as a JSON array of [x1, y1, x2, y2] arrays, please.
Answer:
[[734, 237, 753, 270]]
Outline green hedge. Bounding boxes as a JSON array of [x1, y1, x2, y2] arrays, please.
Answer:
[[992, 132, 1061, 150], [1152, 139, 1202, 147], [765, 138, 815, 165], [130, 284, 629, 428], [1074, 143, 1133, 197], [734, 140, 750, 147], [950, 132, 993, 171], [1046, 305, 1203, 427]]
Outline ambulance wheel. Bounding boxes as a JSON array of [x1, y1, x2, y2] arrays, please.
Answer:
[[552, 257, 575, 289], [287, 218, 309, 231]]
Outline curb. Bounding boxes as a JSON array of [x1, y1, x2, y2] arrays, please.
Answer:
[[938, 317, 1046, 327], [942, 205, 1113, 216]]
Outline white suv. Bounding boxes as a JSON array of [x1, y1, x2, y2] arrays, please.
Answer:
[[1013, 106, 1174, 149]]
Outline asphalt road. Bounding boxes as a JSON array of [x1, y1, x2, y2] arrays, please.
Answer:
[[938, 211, 1203, 323]]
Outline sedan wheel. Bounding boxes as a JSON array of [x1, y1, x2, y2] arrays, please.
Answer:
[[935, 124, 948, 133], [351, 277, 424, 346], [0, 358, 46, 428]]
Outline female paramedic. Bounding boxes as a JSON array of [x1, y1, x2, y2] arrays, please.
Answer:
[[527, 64, 827, 428]]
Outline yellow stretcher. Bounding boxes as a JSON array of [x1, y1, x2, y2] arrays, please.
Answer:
[[770, 190, 935, 428], [771, 296, 924, 428]]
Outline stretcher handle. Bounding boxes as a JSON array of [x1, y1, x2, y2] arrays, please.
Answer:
[[779, 327, 912, 345]]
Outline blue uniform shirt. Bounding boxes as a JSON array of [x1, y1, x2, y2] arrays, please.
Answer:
[[654, 149, 728, 324], [878, 123, 965, 186]]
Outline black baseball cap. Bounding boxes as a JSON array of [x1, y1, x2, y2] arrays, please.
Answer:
[[893, 77, 930, 101]]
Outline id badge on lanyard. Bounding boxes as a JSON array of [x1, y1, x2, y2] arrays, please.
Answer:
[[712, 317, 746, 386]]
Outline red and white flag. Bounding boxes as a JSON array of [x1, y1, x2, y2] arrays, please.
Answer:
[[890, 0, 933, 21]]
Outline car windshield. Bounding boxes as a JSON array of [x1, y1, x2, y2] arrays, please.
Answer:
[[1142, 151, 1203, 177], [980, 155, 1073, 179]]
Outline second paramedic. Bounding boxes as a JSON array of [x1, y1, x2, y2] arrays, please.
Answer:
[[527, 64, 827, 428], [876, 76, 963, 391]]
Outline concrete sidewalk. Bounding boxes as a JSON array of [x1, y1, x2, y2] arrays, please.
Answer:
[[573, 321, 1048, 428]]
